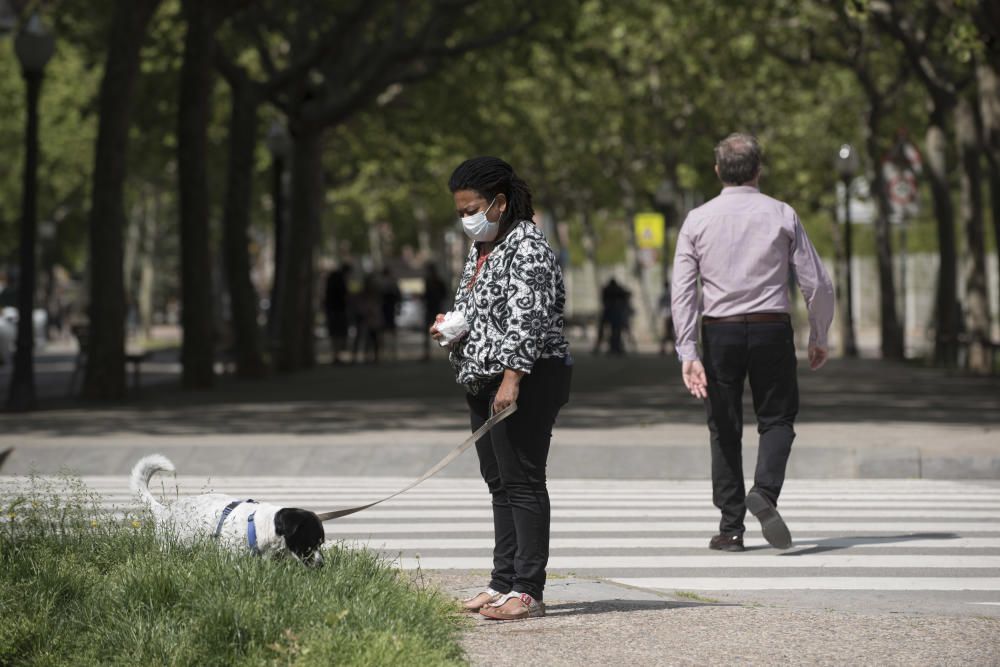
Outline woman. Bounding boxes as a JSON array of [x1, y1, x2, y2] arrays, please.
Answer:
[[431, 156, 572, 621]]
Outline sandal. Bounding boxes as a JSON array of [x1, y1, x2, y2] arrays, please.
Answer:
[[479, 592, 546, 620], [460, 587, 503, 612]]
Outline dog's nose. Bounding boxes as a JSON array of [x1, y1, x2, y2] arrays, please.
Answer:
[[308, 550, 324, 568]]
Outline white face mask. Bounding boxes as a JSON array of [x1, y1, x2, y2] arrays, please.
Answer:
[[461, 197, 500, 242]]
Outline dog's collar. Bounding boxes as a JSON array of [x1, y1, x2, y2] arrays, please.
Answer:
[[214, 499, 260, 554]]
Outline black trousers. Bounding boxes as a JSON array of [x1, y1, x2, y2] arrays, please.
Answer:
[[702, 320, 799, 536], [466, 357, 572, 601]]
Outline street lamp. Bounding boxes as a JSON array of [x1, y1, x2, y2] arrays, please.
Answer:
[[265, 120, 291, 341], [7, 13, 54, 411], [835, 143, 860, 358]]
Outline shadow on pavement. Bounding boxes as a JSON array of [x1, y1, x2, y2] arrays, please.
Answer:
[[544, 598, 731, 617], [2, 348, 999, 437], [783, 532, 961, 556]]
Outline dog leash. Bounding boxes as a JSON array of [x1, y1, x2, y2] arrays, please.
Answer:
[[315, 402, 518, 521]]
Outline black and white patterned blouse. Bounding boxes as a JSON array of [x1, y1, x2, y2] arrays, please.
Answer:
[[449, 220, 570, 393]]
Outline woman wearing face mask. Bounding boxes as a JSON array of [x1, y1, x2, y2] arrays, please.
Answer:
[[431, 156, 573, 621]]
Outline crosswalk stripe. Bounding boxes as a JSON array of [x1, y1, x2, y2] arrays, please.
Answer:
[[257, 508, 1000, 519], [323, 521, 1000, 533], [63, 500, 1000, 520], [338, 537, 1000, 550], [610, 577, 1000, 591], [67, 495, 1000, 510], [389, 555, 1000, 570], [51, 479, 1000, 494], [68, 490, 1000, 503]]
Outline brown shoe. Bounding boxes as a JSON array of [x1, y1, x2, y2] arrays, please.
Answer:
[[709, 533, 745, 552], [460, 588, 503, 612], [479, 592, 545, 620]]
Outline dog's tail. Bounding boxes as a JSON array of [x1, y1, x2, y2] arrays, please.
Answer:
[[130, 454, 175, 510]]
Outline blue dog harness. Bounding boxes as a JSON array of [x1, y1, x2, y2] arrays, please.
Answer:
[[214, 499, 260, 554]]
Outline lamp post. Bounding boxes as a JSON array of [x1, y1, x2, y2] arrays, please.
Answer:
[[265, 120, 291, 341], [7, 14, 54, 411], [835, 143, 859, 358]]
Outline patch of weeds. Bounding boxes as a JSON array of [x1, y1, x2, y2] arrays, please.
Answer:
[[674, 590, 720, 603]]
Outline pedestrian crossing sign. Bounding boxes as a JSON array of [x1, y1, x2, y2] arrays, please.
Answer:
[[634, 212, 665, 249]]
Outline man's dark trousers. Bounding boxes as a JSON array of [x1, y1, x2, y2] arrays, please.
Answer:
[[702, 319, 799, 536]]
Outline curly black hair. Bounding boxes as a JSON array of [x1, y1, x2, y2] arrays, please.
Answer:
[[448, 156, 534, 224]]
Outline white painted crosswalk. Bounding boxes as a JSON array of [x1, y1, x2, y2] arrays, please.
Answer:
[[8, 476, 1000, 598]]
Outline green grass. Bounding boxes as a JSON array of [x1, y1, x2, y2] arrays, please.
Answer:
[[0, 476, 466, 667], [673, 590, 719, 604]]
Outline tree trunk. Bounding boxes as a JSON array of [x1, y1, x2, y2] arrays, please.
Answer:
[[925, 110, 960, 367], [276, 126, 323, 372], [177, 0, 219, 388], [829, 200, 851, 357], [6, 71, 42, 412], [137, 184, 158, 339], [82, 0, 162, 400], [978, 59, 1000, 333], [991, 163, 1000, 335], [123, 194, 143, 330], [221, 73, 266, 378], [956, 96, 991, 374], [580, 206, 603, 302], [863, 99, 904, 360]]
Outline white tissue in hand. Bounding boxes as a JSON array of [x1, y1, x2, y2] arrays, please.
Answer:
[[437, 310, 469, 346]]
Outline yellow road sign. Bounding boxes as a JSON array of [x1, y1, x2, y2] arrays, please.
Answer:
[[634, 212, 665, 249]]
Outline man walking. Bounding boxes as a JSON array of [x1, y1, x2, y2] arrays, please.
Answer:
[[671, 133, 834, 551]]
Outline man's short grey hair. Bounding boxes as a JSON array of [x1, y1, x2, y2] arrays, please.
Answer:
[[714, 133, 762, 185]]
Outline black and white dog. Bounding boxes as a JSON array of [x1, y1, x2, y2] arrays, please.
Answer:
[[130, 454, 325, 567]]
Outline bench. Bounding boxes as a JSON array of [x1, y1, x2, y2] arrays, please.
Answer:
[[68, 324, 152, 396]]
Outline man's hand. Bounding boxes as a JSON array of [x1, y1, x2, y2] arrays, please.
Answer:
[[493, 369, 524, 413], [808, 344, 828, 370], [682, 360, 708, 399], [429, 313, 445, 341]]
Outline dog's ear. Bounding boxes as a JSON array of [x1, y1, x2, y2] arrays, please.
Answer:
[[274, 508, 325, 554], [273, 508, 294, 537]]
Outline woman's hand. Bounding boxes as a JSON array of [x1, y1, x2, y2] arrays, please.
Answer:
[[493, 368, 525, 413], [429, 313, 445, 341]]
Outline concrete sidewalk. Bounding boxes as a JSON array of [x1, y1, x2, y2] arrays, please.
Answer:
[[2, 346, 999, 478], [423, 572, 999, 667]]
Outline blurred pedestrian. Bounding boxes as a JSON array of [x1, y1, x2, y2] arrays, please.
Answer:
[[324, 264, 352, 364], [593, 278, 628, 355], [380, 267, 402, 360], [658, 280, 676, 356], [421, 262, 447, 361], [671, 133, 834, 552], [619, 284, 636, 353], [352, 271, 384, 364], [432, 156, 572, 621]]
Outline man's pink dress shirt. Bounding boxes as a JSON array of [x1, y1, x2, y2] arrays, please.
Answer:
[[671, 185, 835, 362]]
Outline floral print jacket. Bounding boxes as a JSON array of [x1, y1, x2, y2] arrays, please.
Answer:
[[449, 220, 570, 393]]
